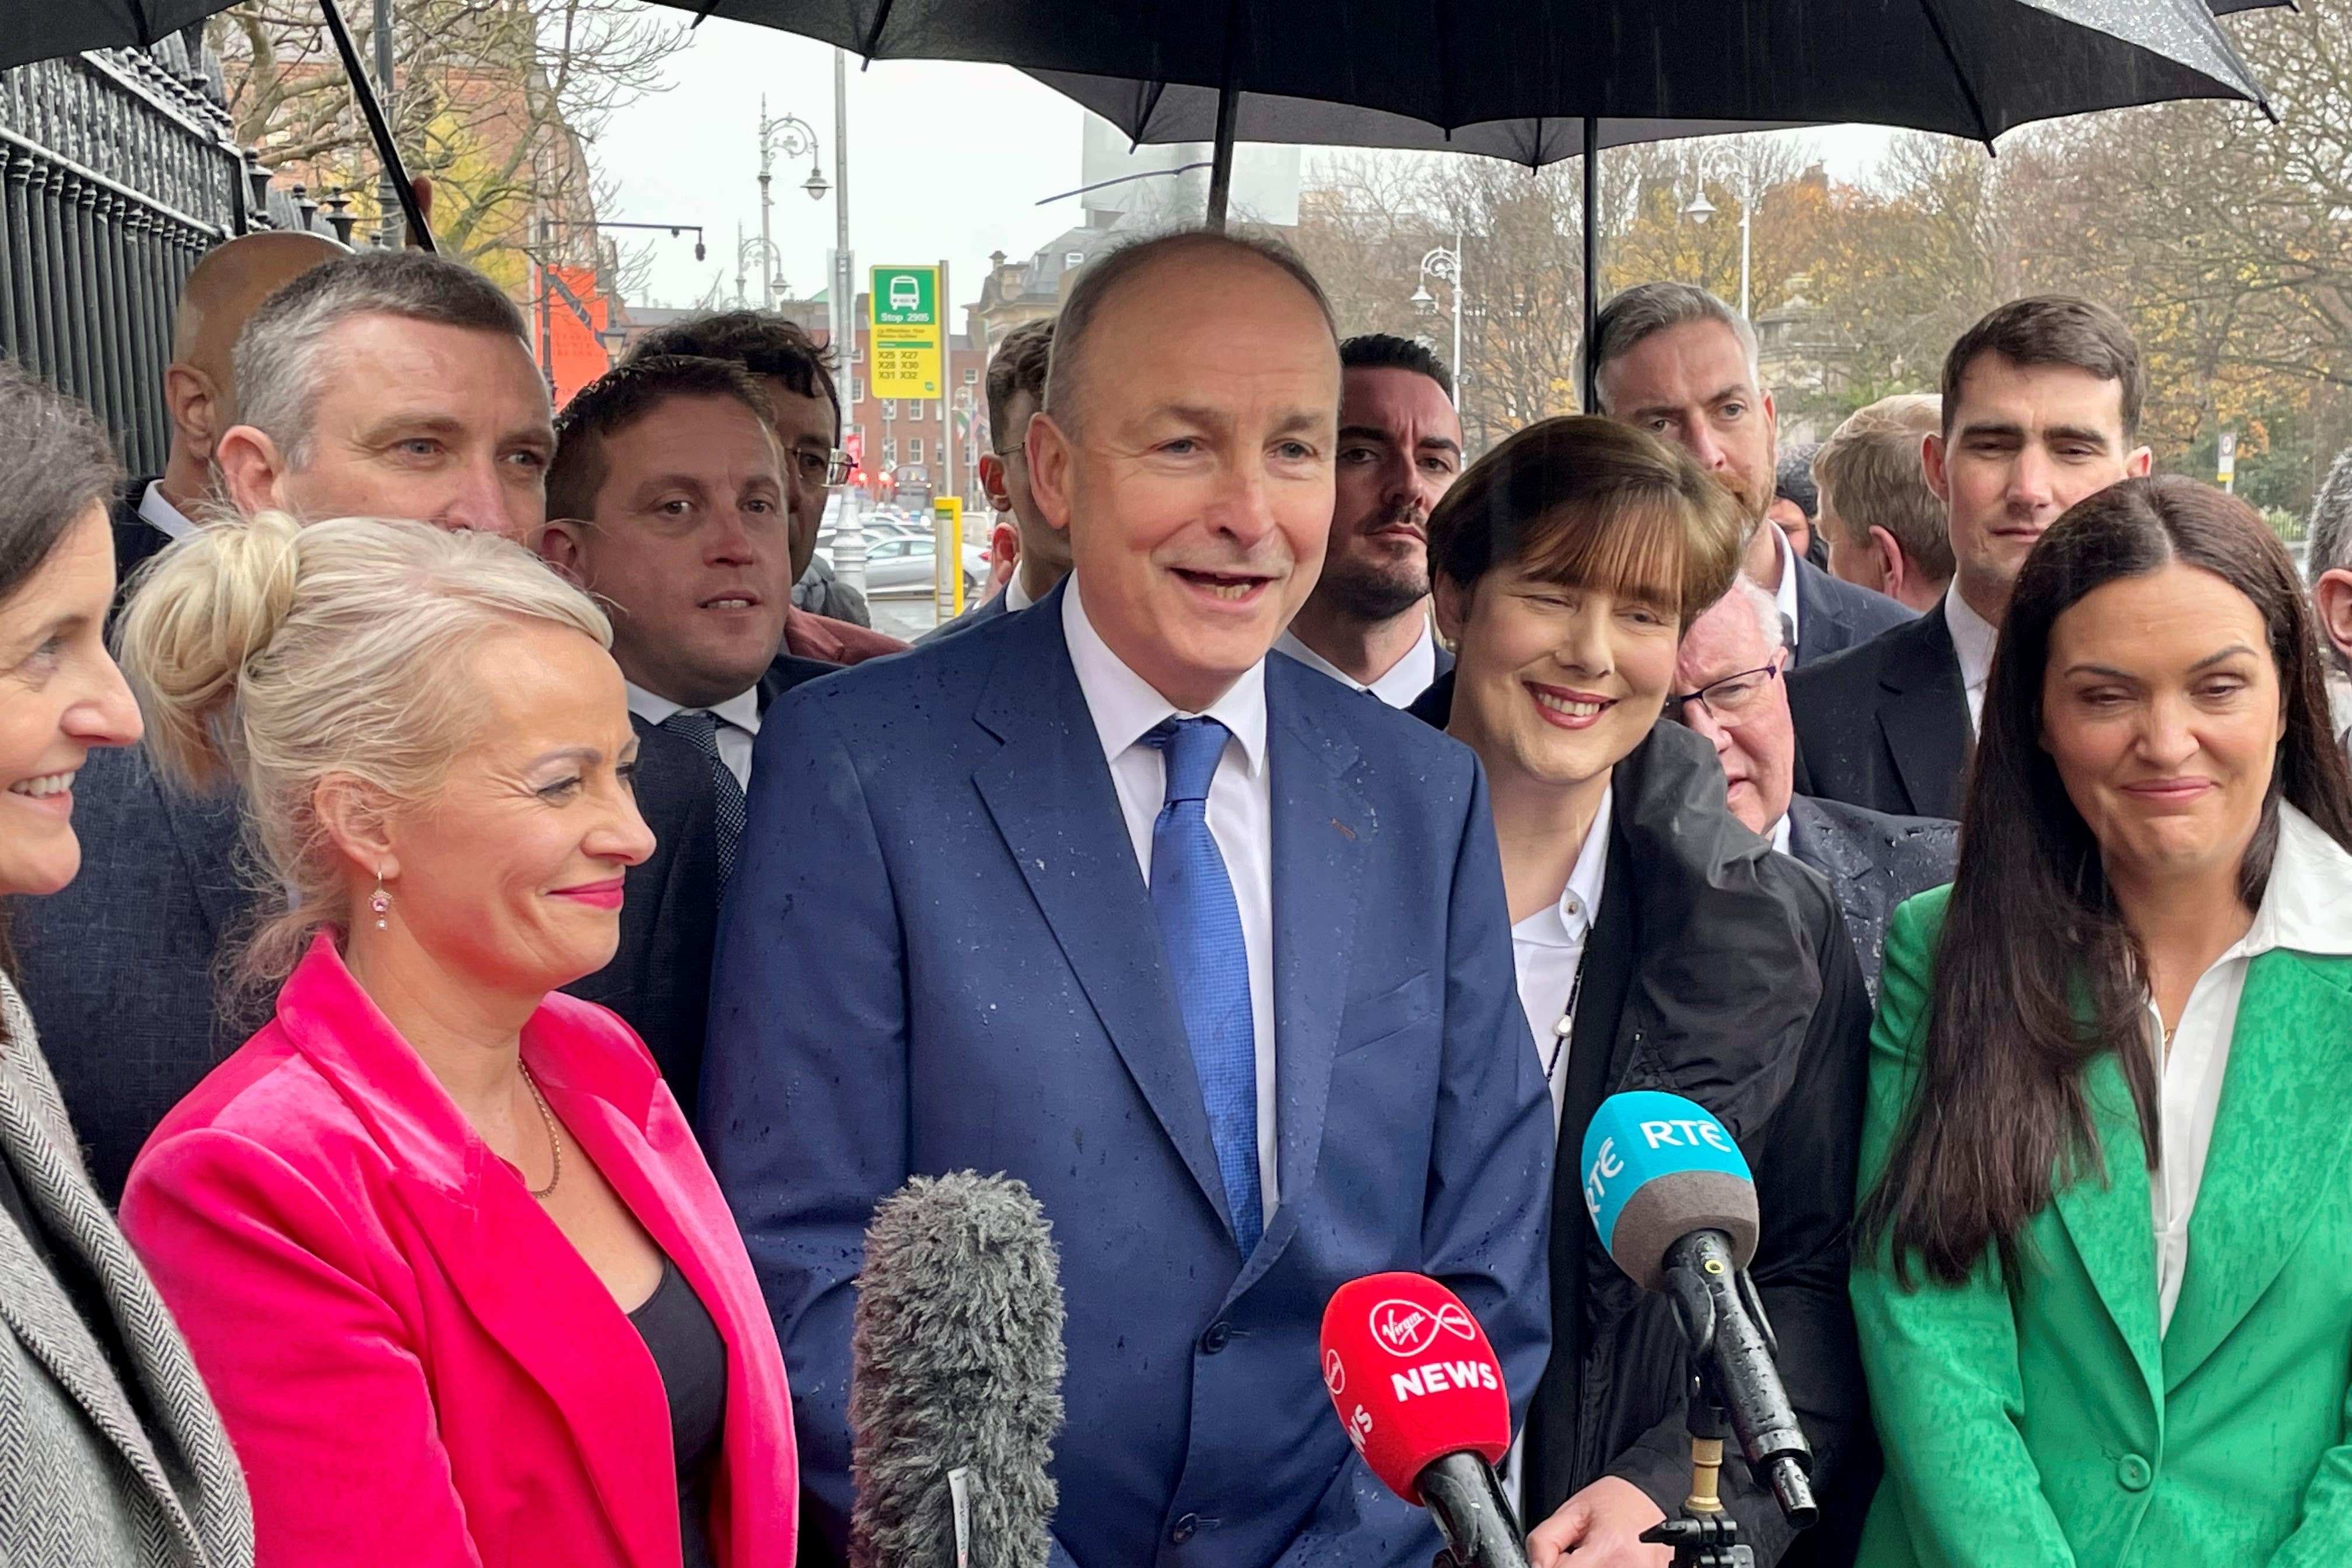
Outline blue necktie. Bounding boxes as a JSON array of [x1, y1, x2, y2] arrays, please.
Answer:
[[661, 709, 746, 890], [1143, 717, 1263, 1257]]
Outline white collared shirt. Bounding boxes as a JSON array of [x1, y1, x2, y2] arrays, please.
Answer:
[[1769, 522, 1802, 657], [138, 481, 199, 543], [1944, 589, 2000, 736], [2144, 803, 2352, 1333], [624, 682, 762, 792], [1062, 576, 1279, 1222], [2328, 671, 2352, 772], [1273, 618, 1439, 709], [1769, 810, 1793, 856], [1511, 785, 1614, 1132], [1004, 569, 1038, 613]]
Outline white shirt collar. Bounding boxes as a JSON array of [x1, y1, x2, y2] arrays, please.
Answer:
[[1770, 810, 1793, 855], [138, 481, 199, 542], [1062, 574, 1268, 777], [1944, 589, 2000, 703], [1004, 569, 1037, 613], [2328, 671, 2352, 756], [2239, 803, 2352, 960], [622, 680, 763, 737], [1769, 522, 1801, 648], [1514, 785, 1614, 950], [1272, 618, 1438, 708]]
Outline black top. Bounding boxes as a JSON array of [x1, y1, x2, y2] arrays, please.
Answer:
[[0, 1138, 156, 1432], [628, 1257, 729, 1568]]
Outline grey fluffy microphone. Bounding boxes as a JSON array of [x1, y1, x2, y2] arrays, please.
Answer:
[[849, 1171, 1067, 1568]]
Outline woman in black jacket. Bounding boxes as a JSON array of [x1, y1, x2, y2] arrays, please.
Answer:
[[1412, 416, 1874, 1567]]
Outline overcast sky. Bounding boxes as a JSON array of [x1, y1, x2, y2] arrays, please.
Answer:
[[593, 13, 1909, 316]]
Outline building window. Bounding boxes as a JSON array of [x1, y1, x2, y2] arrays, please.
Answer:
[[849, 423, 865, 445], [882, 438, 897, 467], [852, 345, 864, 363], [1065, 251, 1084, 267], [909, 436, 925, 466], [963, 367, 979, 384], [881, 398, 897, 421], [850, 377, 865, 404]]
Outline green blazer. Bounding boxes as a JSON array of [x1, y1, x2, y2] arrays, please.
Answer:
[[1851, 885, 2352, 1568]]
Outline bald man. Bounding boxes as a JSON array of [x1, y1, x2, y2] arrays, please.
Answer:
[[110, 230, 344, 583]]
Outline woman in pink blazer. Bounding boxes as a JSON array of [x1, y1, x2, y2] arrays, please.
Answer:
[[112, 513, 796, 1568]]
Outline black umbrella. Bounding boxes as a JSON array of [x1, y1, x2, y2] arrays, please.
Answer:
[[666, 0, 2272, 405]]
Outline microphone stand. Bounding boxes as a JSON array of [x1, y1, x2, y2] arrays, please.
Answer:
[[1638, 1353, 1755, 1567]]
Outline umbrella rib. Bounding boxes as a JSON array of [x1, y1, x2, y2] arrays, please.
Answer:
[[1912, 0, 1996, 150], [128, 0, 153, 43], [859, 0, 899, 61]]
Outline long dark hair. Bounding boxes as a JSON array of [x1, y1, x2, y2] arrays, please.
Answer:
[[1860, 475, 2352, 1286]]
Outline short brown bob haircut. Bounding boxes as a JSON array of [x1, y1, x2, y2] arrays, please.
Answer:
[[1426, 415, 1746, 629]]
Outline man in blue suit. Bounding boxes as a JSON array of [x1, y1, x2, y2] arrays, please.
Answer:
[[702, 230, 1552, 1567]]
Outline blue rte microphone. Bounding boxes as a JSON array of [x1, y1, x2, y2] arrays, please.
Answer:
[[1580, 1090, 1759, 1291], [1579, 1091, 1815, 1529]]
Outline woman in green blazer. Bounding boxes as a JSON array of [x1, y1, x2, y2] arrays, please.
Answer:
[[1851, 475, 2352, 1568]]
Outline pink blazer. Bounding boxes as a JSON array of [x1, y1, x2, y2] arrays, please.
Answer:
[[120, 935, 798, 1568]]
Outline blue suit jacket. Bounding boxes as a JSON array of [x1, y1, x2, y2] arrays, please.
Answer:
[[701, 583, 1552, 1568]]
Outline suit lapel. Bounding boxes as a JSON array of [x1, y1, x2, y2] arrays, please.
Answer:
[[1235, 671, 1366, 1291], [971, 600, 1233, 1236], [1877, 611, 1969, 818], [0, 1044, 208, 1562], [2162, 951, 2352, 1387], [2049, 1049, 2163, 1408]]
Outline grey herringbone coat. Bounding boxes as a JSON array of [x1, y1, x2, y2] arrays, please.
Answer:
[[0, 972, 251, 1568]]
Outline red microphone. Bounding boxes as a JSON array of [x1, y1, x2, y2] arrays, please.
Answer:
[[1320, 1273, 1528, 1568]]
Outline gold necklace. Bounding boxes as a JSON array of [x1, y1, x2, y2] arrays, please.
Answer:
[[520, 1066, 563, 1200]]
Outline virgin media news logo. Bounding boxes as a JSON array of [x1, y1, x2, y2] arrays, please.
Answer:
[[1368, 1298, 1476, 1358]]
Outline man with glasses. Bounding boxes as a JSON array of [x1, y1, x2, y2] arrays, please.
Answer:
[[922, 318, 1065, 641], [627, 309, 909, 664], [1671, 578, 1956, 998]]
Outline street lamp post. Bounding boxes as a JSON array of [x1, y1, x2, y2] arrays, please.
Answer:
[[1682, 168, 1755, 319], [757, 99, 827, 313], [1411, 233, 1464, 407]]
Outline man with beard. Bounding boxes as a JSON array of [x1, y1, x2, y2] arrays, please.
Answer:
[[1275, 334, 1459, 705], [1587, 283, 1912, 669]]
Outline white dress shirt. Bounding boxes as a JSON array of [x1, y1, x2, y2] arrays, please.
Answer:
[[1769, 811, 1793, 855], [1511, 786, 1614, 1132], [1273, 618, 1439, 709], [624, 682, 761, 792], [138, 481, 199, 543], [1063, 576, 1280, 1223], [1003, 569, 1038, 613], [1944, 589, 1999, 736], [1768, 522, 1802, 656], [2143, 803, 2352, 1333], [2328, 671, 2352, 772]]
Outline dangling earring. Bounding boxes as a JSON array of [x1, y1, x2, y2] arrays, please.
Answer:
[[370, 870, 391, 931]]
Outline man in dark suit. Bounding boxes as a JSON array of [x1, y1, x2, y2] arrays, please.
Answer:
[[919, 317, 1067, 643], [702, 231, 1552, 1567], [1275, 333, 1460, 706], [538, 354, 842, 1110], [108, 230, 345, 595], [1788, 296, 2152, 821], [1672, 579, 1958, 1000], [16, 250, 718, 1199], [1588, 282, 1912, 670]]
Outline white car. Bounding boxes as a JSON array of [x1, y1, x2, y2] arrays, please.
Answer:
[[830, 536, 991, 599]]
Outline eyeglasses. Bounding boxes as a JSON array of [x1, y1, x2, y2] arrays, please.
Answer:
[[823, 449, 855, 486], [1668, 663, 1781, 724]]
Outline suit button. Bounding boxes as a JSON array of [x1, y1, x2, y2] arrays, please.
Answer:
[[2117, 1454, 2152, 1492], [1200, 1321, 1231, 1354], [1170, 1514, 1198, 1544]]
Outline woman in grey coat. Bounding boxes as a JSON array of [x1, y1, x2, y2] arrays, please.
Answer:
[[0, 366, 250, 1567]]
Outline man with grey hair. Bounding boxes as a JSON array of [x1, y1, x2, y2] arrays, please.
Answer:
[[2306, 446, 2352, 765], [212, 249, 555, 540], [1587, 282, 1912, 667], [1669, 578, 1957, 998], [16, 249, 716, 1198], [704, 227, 1549, 1568]]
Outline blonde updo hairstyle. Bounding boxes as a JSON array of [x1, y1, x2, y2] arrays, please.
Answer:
[[115, 511, 614, 984]]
